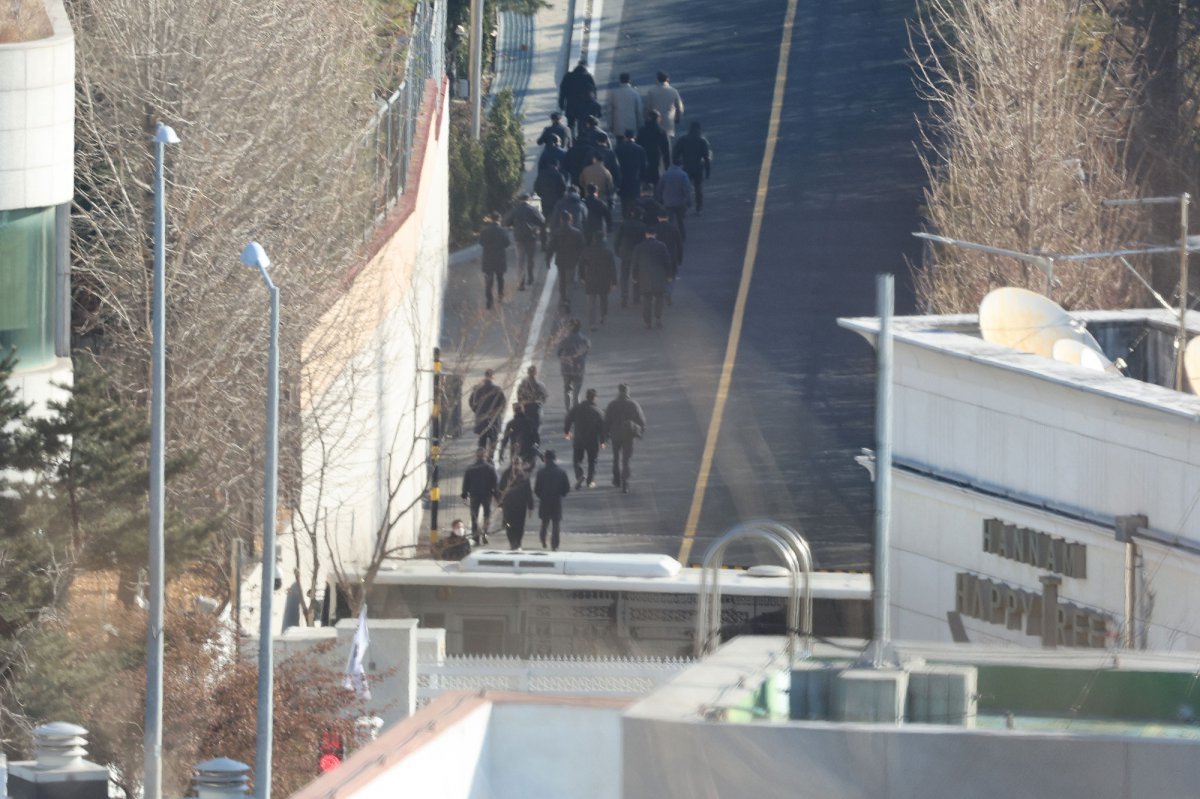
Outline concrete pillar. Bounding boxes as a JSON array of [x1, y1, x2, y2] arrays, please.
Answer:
[[1039, 575, 1062, 649]]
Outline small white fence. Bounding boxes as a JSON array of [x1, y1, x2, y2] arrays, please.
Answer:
[[417, 655, 692, 707]]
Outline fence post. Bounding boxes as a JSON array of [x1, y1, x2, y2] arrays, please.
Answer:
[[430, 347, 442, 543]]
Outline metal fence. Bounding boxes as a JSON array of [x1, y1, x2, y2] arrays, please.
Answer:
[[416, 654, 691, 707], [366, 0, 446, 225]]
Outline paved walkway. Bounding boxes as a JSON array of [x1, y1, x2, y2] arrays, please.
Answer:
[[430, 0, 689, 556]]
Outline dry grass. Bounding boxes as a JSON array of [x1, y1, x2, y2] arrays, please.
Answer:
[[0, 0, 53, 43]]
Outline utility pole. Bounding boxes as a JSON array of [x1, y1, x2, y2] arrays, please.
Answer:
[[469, 0, 483, 139]]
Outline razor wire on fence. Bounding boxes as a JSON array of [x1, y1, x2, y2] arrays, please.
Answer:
[[366, 0, 447, 226]]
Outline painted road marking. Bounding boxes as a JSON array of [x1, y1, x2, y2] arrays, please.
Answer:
[[677, 0, 800, 565]]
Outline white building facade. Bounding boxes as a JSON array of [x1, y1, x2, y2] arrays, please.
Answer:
[[0, 0, 75, 411], [841, 309, 1200, 651]]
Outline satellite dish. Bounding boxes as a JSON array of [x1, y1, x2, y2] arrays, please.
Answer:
[[1052, 338, 1109, 372], [1184, 337, 1200, 394], [980, 287, 1111, 369]]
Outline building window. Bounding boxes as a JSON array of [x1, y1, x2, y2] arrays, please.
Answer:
[[0, 208, 56, 369]]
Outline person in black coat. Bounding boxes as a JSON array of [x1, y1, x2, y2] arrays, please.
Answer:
[[580, 234, 617, 330], [537, 111, 572, 149], [614, 208, 647, 308], [537, 136, 568, 174], [498, 461, 534, 549], [545, 212, 586, 310], [535, 162, 569, 224], [500, 402, 541, 467], [632, 228, 673, 329], [582, 184, 612, 245], [563, 388, 606, 488], [564, 138, 595, 188], [637, 110, 672, 186], [558, 60, 597, 137], [673, 121, 713, 213], [467, 369, 506, 454], [477, 212, 511, 310], [614, 131, 647, 215], [503, 194, 546, 289], [603, 383, 646, 493], [555, 318, 591, 413], [460, 447, 499, 544], [534, 450, 572, 550]]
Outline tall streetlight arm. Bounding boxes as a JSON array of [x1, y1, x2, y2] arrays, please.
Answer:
[[241, 241, 279, 799], [144, 121, 178, 799]]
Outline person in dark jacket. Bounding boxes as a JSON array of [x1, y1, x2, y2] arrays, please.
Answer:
[[614, 208, 647, 308], [580, 234, 617, 330], [537, 135, 567, 174], [503, 194, 546, 289], [477, 212, 511, 309], [614, 131, 647, 215], [563, 137, 595, 188], [652, 212, 683, 277], [536, 111, 572, 149], [577, 115, 611, 150], [550, 186, 588, 233], [534, 450, 571, 550], [636, 182, 666, 227], [545, 212, 586, 310], [516, 365, 548, 431], [563, 388, 606, 488], [535, 162, 569, 224], [594, 135, 622, 204], [460, 448, 498, 544], [556, 318, 591, 413], [498, 461, 534, 549], [632, 228, 673, 329], [656, 159, 693, 241], [500, 402, 540, 467], [558, 60, 598, 136], [582, 184, 612, 245], [637, 110, 672, 186], [603, 383, 646, 493], [468, 369, 506, 454], [673, 121, 712, 213]]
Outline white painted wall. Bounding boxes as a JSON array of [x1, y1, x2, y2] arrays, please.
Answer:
[[285, 85, 450, 598], [323, 702, 620, 799], [622, 715, 1200, 799], [0, 0, 74, 210]]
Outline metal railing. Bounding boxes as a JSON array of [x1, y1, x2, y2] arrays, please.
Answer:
[[365, 0, 446, 225], [416, 654, 690, 707]]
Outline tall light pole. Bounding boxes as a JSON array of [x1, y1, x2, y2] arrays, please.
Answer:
[[469, 0, 483, 138], [240, 242, 279, 799], [144, 121, 178, 799]]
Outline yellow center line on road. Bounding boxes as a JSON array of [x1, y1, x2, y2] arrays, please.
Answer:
[[677, 0, 801, 565]]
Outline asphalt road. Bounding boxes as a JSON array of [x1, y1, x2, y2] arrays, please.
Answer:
[[441, 0, 924, 570]]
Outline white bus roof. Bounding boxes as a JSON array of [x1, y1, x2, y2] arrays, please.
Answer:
[[366, 551, 872, 600]]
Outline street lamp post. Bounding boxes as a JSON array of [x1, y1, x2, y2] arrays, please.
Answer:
[[144, 121, 179, 799], [240, 242, 279, 799]]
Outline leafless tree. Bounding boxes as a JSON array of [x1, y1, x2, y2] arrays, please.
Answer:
[[911, 0, 1151, 312], [68, 0, 386, 594]]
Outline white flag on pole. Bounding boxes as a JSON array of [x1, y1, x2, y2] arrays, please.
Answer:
[[343, 604, 371, 701]]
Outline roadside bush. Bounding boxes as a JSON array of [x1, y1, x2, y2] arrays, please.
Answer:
[[484, 89, 525, 215], [449, 102, 486, 246]]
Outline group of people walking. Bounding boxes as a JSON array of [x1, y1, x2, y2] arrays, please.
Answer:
[[463, 351, 646, 551], [457, 62, 715, 552], [477, 63, 712, 332]]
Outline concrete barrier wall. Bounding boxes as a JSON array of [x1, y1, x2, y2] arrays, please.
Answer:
[[623, 715, 1200, 799]]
